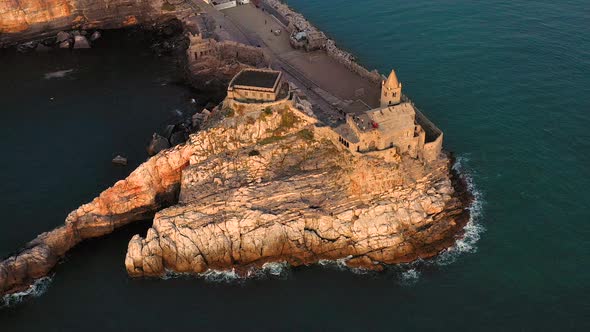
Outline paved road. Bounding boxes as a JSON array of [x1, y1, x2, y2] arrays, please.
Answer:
[[194, 0, 342, 125]]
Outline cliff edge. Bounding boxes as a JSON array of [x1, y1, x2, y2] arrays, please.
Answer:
[[125, 106, 470, 276], [0, 102, 470, 296], [0, 0, 192, 45]]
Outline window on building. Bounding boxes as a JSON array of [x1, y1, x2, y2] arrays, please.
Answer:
[[393, 92, 397, 97], [267, 93, 271, 99], [384, 92, 388, 97]]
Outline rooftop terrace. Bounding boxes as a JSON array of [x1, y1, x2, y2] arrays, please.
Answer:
[[230, 69, 281, 90]]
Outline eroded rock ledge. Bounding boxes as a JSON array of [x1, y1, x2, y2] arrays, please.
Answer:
[[124, 107, 470, 277], [0, 104, 470, 297]]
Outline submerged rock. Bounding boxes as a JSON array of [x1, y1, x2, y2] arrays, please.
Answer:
[[16, 41, 37, 53], [169, 130, 188, 146], [147, 133, 171, 156], [73, 35, 91, 49], [90, 31, 102, 42], [56, 31, 70, 44], [112, 155, 128, 166], [58, 40, 70, 49], [35, 43, 52, 52]]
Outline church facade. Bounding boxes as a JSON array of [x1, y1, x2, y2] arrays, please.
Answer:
[[336, 70, 444, 161]]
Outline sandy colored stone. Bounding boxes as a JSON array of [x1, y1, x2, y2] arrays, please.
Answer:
[[0, 0, 193, 45], [123, 108, 470, 277]]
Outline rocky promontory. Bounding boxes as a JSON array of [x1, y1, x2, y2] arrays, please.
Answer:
[[0, 0, 472, 298], [0, 102, 470, 296], [125, 107, 470, 276]]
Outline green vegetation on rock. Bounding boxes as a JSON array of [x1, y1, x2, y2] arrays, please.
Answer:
[[161, 2, 176, 11], [297, 129, 314, 141], [259, 136, 285, 145]]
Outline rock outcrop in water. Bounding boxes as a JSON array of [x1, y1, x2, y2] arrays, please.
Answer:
[[0, 102, 470, 296], [0, 140, 191, 295]]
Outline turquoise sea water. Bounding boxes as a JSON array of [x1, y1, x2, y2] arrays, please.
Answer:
[[1, 0, 589, 330]]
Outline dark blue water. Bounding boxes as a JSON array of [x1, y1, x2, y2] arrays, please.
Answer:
[[1, 0, 589, 330]]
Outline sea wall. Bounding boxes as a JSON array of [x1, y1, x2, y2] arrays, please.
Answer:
[[263, 0, 382, 84]]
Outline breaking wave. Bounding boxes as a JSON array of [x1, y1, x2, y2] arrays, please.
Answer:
[[399, 268, 421, 286], [43, 69, 74, 79], [387, 155, 485, 285], [161, 262, 292, 283], [318, 256, 370, 275], [434, 155, 485, 266], [1, 276, 53, 308]]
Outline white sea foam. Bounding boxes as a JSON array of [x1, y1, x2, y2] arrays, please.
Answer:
[[260, 261, 290, 277], [432, 155, 486, 266], [43, 69, 74, 79], [318, 256, 370, 275], [1, 276, 53, 308], [201, 269, 240, 282], [161, 262, 291, 283], [318, 256, 351, 270], [399, 268, 421, 286]]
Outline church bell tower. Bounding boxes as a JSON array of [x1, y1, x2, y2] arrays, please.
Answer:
[[380, 70, 402, 107]]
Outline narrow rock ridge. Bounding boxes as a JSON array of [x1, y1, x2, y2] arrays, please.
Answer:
[[0, 143, 191, 295], [0, 108, 300, 296]]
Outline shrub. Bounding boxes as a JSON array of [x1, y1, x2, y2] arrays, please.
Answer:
[[225, 108, 235, 117], [280, 111, 298, 130], [259, 136, 285, 145], [248, 150, 261, 157], [297, 129, 314, 141], [161, 2, 176, 11], [258, 107, 273, 121]]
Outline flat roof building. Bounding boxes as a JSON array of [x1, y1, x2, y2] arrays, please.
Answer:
[[227, 68, 287, 103]]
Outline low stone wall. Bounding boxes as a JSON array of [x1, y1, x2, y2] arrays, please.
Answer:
[[324, 41, 383, 84], [423, 133, 443, 162], [226, 95, 292, 113], [413, 107, 443, 161], [214, 1, 237, 10], [217, 40, 266, 65], [414, 106, 442, 143]]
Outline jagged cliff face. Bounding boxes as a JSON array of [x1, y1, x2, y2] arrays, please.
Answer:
[[125, 108, 469, 276], [0, 0, 186, 44], [0, 106, 469, 296]]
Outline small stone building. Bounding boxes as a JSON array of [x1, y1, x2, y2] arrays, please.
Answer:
[[227, 68, 285, 102], [380, 69, 402, 107], [188, 33, 217, 61]]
